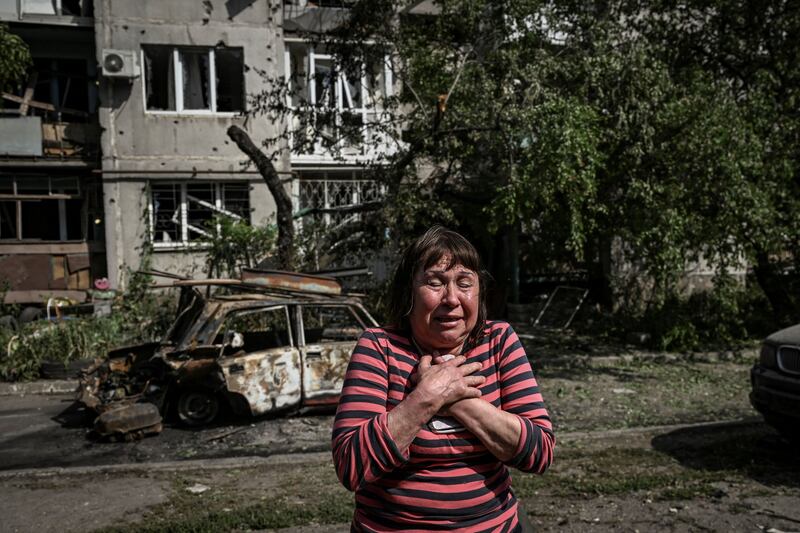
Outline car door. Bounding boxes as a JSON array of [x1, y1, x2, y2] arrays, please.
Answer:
[[217, 305, 302, 415], [298, 304, 365, 406]]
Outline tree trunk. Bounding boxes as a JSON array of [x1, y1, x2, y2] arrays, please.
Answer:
[[752, 249, 797, 326], [226, 125, 295, 270], [586, 234, 614, 312]]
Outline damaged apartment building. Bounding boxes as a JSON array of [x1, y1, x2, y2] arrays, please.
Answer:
[[0, 0, 389, 307]]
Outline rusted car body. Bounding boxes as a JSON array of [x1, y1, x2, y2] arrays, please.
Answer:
[[78, 271, 378, 437]]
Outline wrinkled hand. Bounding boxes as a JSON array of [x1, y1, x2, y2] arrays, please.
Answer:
[[412, 354, 485, 414]]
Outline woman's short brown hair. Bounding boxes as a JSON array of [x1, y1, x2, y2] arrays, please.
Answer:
[[387, 225, 488, 343]]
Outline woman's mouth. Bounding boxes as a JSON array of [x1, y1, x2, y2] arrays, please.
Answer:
[[434, 316, 462, 326]]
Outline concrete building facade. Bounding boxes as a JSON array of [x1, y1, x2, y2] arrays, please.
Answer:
[[94, 0, 284, 286], [0, 0, 382, 304]]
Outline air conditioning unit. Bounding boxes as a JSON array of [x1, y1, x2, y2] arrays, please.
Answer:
[[101, 49, 140, 78]]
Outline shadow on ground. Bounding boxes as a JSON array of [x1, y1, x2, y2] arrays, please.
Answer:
[[651, 420, 800, 489]]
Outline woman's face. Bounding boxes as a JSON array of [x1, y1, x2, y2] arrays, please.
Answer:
[[408, 254, 479, 353]]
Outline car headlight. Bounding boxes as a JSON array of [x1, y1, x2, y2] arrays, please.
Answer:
[[760, 343, 777, 368]]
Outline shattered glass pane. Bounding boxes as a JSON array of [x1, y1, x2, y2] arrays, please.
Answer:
[[313, 57, 336, 109], [215, 48, 244, 112], [144, 46, 176, 111]]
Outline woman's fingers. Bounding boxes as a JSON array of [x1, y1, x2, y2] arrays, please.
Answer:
[[459, 362, 483, 376], [418, 355, 432, 371], [461, 386, 483, 399], [464, 375, 486, 387]]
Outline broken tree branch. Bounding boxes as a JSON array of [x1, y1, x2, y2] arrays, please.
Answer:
[[226, 125, 295, 269]]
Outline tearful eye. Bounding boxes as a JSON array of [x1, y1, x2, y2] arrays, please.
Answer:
[[427, 280, 443, 288]]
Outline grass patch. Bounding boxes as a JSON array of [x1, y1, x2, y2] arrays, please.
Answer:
[[97, 463, 355, 532], [539, 360, 755, 432], [99, 491, 353, 533], [514, 442, 739, 502]]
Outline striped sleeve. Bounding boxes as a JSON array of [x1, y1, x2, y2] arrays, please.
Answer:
[[496, 323, 555, 473], [331, 329, 409, 491]]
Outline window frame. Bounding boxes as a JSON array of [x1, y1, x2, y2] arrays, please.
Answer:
[[284, 39, 394, 162], [0, 177, 84, 242], [148, 181, 250, 249], [141, 46, 245, 116], [293, 169, 383, 227]]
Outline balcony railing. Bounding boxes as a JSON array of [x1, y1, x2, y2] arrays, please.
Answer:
[[0, 114, 99, 160]]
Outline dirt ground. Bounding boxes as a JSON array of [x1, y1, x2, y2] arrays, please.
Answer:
[[3, 419, 796, 533], [523, 422, 800, 532], [3, 340, 796, 532]]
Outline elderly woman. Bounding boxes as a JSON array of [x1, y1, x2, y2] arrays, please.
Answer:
[[332, 226, 554, 532]]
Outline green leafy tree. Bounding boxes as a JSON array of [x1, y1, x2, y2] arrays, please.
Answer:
[[245, 0, 799, 326], [0, 23, 31, 104], [203, 216, 277, 278]]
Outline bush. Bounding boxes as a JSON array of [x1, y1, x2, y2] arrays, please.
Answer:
[[0, 315, 127, 381], [633, 278, 771, 352], [0, 281, 178, 382]]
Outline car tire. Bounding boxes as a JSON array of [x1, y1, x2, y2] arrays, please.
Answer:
[[0, 314, 18, 331], [19, 306, 43, 324], [177, 390, 220, 427]]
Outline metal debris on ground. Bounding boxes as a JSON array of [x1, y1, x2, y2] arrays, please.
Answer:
[[532, 286, 589, 330], [186, 483, 210, 494]]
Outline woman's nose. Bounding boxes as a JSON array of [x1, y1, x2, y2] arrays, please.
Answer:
[[441, 283, 459, 306]]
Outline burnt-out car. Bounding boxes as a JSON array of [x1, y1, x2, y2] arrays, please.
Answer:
[[750, 322, 800, 442], [78, 271, 378, 438]]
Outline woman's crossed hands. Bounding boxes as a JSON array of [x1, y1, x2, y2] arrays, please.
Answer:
[[412, 354, 485, 414]]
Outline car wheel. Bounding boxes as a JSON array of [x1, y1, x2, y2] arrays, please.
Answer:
[[177, 390, 220, 427], [19, 306, 43, 324], [0, 314, 18, 331]]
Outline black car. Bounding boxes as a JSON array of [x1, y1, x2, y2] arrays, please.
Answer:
[[750, 323, 800, 442]]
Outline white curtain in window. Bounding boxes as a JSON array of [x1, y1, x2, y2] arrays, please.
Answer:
[[182, 51, 210, 110]]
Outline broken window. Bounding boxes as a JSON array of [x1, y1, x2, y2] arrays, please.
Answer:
[[0, 176, 85, 241], [150, 181, 251, 247], [301, 305, 363, 343], [285, 42, 393, 158], [143, 47, 176, 111], [217, 306, 293, 352], [143, 46, 244, 113], [21, 0, 93, 16]]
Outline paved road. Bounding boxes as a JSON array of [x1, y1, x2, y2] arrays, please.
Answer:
[[0, 393, 334, 472]]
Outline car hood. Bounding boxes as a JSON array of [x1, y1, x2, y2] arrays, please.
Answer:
[[765, 322, 800, 346]]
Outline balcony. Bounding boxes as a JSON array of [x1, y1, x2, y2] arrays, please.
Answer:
[[282, 0, 353, 33], [0, 61, 99, 163], [0, 0, 94, 27], [0, 115, 100, 162]]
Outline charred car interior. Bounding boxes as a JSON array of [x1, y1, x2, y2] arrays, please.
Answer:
[[77, 270, 377, 440]]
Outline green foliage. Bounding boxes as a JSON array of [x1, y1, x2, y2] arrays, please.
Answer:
[[249, 0, 799, 329], [0, 264, 177, 381], [202, 216, 277, 278], [0, 23, 31, 100], [0, 316, 126, 381], [634, 278, 771, 352]]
